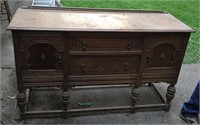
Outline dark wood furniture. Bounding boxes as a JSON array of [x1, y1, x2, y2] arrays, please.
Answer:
[[8, 7, 194, 119]]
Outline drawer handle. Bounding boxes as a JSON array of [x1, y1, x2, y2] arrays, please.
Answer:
[[82, 42, 87, 51], [124, 63, 128, 72], [127, 42, 132, 50], [81, 64, 85, 73]]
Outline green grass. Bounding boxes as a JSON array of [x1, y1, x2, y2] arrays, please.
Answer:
[[61, 0, 199, 64]]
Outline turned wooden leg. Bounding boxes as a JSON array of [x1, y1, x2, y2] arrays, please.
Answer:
[[131, 85, 140, 113], [61, 90, 70, 118], [165, 84, 176, 111], [16, 91, 27, 119]]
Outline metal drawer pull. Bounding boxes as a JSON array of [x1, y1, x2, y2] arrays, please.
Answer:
[[124, 63, 128, 71], [82, 42, 86, 51], [127, 42, 131, 50], [81, 64, 85, 73]]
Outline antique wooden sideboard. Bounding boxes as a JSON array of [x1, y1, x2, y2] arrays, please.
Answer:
[[8, 7, 193, 119]]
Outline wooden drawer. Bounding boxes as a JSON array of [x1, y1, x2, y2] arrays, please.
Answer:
[[70, 33, 143, 51], [70, 55, 140, 75]]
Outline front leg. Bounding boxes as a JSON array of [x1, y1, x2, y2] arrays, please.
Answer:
[[165, 84, 176, 111], [61, 90, 70, 118], [131, 85, 140, 113], [16, 90, 27, 119]]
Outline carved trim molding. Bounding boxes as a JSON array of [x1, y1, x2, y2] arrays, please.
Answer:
[[147, 34, 186, 51], [19, 33, 64, 52]]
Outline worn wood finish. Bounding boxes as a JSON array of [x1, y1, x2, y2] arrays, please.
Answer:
[[70, 33, 143, 51], [8, 7, 194, 32], [70, 55, 140, 75], [8, 7, 193, 119]]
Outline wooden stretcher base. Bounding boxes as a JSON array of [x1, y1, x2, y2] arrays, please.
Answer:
[[14, 83, 170, 119]]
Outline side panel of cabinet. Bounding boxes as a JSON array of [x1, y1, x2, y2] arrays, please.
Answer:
[[142, 33, 190, 84]]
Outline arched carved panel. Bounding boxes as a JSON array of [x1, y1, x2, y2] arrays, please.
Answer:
[[28, 43, 59, 70], [146, 44, 177, 67], [19, 32, 64, 52], [18, 32, 65, 70], [144, 33, 186, 68], [146, 33, 185, 50]]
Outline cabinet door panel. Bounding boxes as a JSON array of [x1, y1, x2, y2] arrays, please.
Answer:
[[146, 44, 177, 67], [17, 31, 65, 70], [143, 33, 189, 78]]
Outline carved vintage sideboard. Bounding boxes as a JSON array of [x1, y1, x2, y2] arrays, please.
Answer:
[[8, 7, 193, 119]]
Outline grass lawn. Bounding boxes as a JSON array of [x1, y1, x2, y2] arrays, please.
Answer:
[[61, 0, 199, 64]]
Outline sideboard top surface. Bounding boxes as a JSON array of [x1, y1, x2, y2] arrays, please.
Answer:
[[8, 7, 194, 32]]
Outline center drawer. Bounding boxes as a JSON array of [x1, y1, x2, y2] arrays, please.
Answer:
[[69, 55, 140, 75], [70, 33, 143, 51]]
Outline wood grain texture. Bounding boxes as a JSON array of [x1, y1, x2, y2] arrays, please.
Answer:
[[70, 55, 140, 75], [8, 7, 194, 32]]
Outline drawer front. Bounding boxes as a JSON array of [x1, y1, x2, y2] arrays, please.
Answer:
[[70, 33, 143, 51], [70, 55, 140, 75]]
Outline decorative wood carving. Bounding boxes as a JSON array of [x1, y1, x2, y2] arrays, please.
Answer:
[[70, 56, 140, 75], [18, 32, 65, 70], [147, 33, 185, 50], [124, 63, 128, 72], [70, 35, 143, 51], [146, 44, 177, 67], [145, 34, 184, 68], [19, 33, 64, 51], [70, 37, 87, 51], [28, 44, 58, 70], [127, 41, 141, 50]]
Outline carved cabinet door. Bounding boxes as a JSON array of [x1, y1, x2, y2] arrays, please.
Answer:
[[142, 33, 189, 83], [16, 31, 65, 86]]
